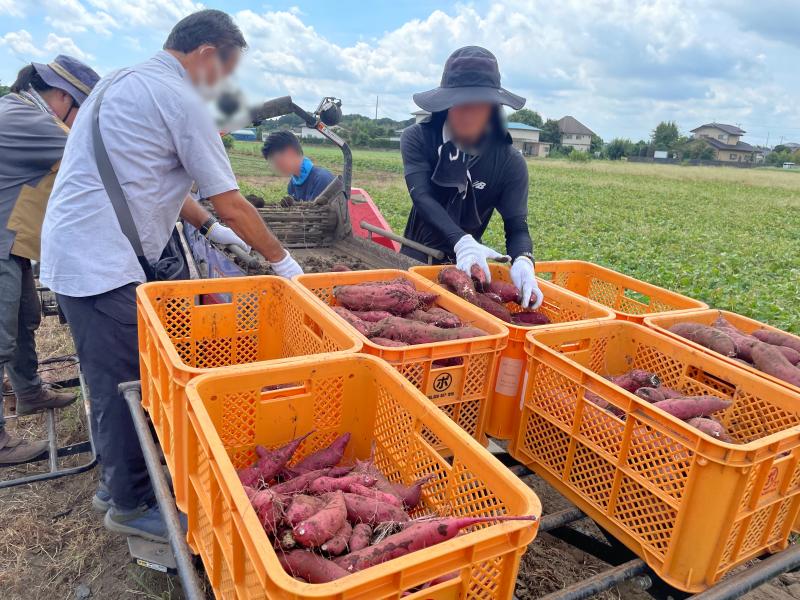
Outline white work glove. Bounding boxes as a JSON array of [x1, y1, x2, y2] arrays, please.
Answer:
[[511, 256, 544, 309], [454, 234, 509, 283], [207, 223, 251, 253], [270, 251, 303, 279]]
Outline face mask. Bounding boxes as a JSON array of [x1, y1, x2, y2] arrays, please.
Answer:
[[194, 52, 228, 102]]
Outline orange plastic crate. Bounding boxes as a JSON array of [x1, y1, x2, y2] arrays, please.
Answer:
[[294, 269, 508, 446], [136, 276, 361, 511], [411, 264, 616, 439], [535, 260, 707, 322], [645, 309, 800, 396], [184, 354, 540, 600], [509, 321, 800, 592]]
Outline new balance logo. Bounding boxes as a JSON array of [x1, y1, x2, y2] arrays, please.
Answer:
[[472, 181, 486, 190]]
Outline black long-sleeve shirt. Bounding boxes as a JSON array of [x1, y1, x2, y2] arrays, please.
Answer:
[[399, 115, 533, 262]]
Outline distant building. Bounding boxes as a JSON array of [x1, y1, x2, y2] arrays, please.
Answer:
[[557, 116, 595, 152], [690, 123, 755, 162], [230, 128, 257, 141], [411, 109, 431, 124], [295, 125, 326, 140], [506, 122, 550, 157]]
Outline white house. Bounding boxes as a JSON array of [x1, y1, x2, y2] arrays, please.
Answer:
[[506, 122, 550, 157], [557, 116, 595, 152], [295, 125, 326, 140]]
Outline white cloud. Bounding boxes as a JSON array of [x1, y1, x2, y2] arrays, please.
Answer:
[[43, 0, 117, 35], [0, 0, 24, 17], [44, 33, 93, 60], [86, 0, 202, 29], [0, 30, 44, 57]]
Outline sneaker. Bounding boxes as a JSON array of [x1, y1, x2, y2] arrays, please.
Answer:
[[104, 504, 169, 543], [0, 431, 48, 465], [91, 483, 112, 513], [16, 385, 77, 416]]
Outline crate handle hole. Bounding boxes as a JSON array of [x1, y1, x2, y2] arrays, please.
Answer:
[[260, 382, 309, 400]]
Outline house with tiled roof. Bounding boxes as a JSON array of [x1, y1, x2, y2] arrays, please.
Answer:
[[557, 116, 595, 152], [690, 123, 756, 163]]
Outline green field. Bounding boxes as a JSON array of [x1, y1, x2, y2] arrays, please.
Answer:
[[230, 141, 800, 332]]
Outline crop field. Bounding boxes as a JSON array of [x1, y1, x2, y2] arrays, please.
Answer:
[[232, 141, 800, 332]]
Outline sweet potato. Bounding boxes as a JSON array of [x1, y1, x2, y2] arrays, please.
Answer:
[[286, 494, 326, 526], [331, 263, 351, 272], [470, 264, 488, 289], [351, 310, 394, 322], [321, 520, 352, 556], [389, 475, 435, 509], [609, 369, 660, 393], [348, 523, 372, 552], [271, 468, 331, 495], [653, 396, 732, 420], [292, 433, 351, 474], [249, 431, 314, 484], [635, 387, 665, 403], [334, 283, 419, 314], [371, 317, 487, 344], [472, 293, 512, 322], [670, 323, 736, 357], [332, 306, 374, 337], [752, 329, 800, 354], [407, 308, 462, 328], [432, 357, 464, 367], [485, 280, 521, 304], [511, 311, 551, 326], [294, 491, 347, 547], [370, 337, 408, 347], [751, 342, 800, 387], [308, 474, 377, 495], [247, 488, 282, 531], [278, 550, 349, 583], [438, 267, 477, 302], [415, 291, 438, 309], [687, 417, 734, 442], [483, 291, 504, 304], [347, 482, 403, 507], [335, 515, 537, 572], [339, 492, 410, 526]]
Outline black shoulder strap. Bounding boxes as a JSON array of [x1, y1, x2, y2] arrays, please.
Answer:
[[91, 74, 155, 281]]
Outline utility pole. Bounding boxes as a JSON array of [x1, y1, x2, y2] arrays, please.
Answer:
[[765, 132, 770, 148], [375, 96, 379, 120]]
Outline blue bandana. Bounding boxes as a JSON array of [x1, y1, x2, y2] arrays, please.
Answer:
[[291, 157, 314, 186]]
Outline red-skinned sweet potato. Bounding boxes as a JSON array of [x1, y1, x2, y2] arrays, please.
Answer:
[[332, 306, 374, 337], [472, 293, 512, 322], [407, 308, 462, 328], [751, 329, 800, 354], [292, 433, 351, 474], [687, 417, 734, 442], [278, 550, 349, 583], [511, 311, 551, 326], [751, 342, 800, 387], [670, 323, 736, 357], [338, 492, 410, 526], [286, 494, 325, 526], [294, 490, 347, 547], [351, 310, 394, 322], [320, 520, 352, 556], [438, 267, 477, 302], [486, 280, 521, 304], [371, 317, 487, 344], [348, 523, 372, 552], [653, 396, 732, 420], [369, 337, 408, 347], [333, 283, 419, 314]]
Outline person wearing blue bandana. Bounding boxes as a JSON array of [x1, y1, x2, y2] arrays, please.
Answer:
[[262, 130, 335, 201]]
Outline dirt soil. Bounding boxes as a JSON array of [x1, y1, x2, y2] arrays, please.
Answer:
[[3, 317, 800, 599]]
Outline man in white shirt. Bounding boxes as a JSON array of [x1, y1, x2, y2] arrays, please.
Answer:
[[40, 9, 302, 542]]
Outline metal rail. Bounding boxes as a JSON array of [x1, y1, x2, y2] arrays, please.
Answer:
[[538, 559, 648, 600], [120, 381, 204, 600], [359, 221, 445, 261], [0, 360, 97, 489]]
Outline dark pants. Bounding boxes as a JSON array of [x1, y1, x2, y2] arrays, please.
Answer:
[[57, 284, 154, 510], [0, 255, 43, 432]]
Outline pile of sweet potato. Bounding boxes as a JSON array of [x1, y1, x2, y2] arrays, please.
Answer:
[[588, 368, 735, 441], [238, 431, 535, 585], [330, 277, 489, 347], [669, 316, 800, 388], [437, 266, 551, 326]]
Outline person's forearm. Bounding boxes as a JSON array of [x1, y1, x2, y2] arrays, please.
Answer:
[[180, 196, 211, 228], [209, 191, 286, 262], [503, 215, 534, 260], [405, 172, 465, 247]]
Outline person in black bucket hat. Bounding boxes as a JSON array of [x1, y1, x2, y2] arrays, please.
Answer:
[[400, 46, 543, 309]]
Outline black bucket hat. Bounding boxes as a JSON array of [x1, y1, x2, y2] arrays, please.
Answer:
[[31, 55, 100, 105], [413, 46, 525, 113]]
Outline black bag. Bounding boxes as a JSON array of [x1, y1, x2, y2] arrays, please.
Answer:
[[91, 75, 188, 282]]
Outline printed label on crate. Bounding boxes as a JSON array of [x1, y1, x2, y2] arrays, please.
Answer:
[[426, 369, 463, 400], [520, 369, 529, 410], [495, 357, 524, 396]]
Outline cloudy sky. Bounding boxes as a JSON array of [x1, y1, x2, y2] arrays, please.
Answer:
[[1, 0, 798, 144]]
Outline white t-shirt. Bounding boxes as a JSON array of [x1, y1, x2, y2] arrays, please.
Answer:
[[40, 51, 238, 297]]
